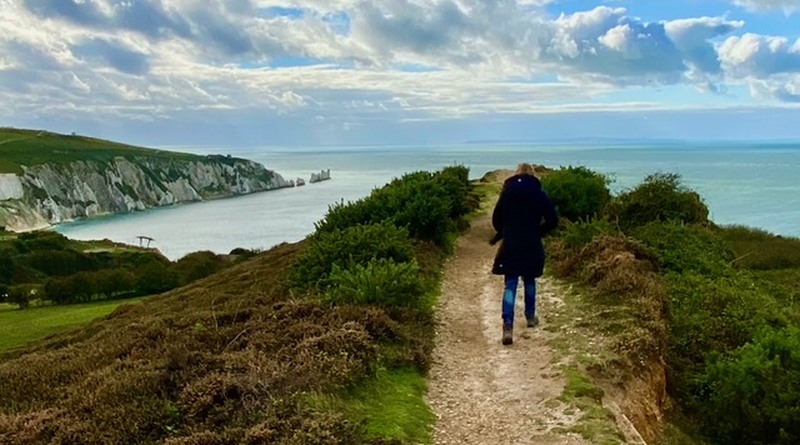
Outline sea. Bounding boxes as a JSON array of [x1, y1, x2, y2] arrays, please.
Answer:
[[55, 142, 800, 260]]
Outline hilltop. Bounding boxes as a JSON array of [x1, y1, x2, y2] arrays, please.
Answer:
[[0, 128, 292, 231], [0, 128, 202, 174]]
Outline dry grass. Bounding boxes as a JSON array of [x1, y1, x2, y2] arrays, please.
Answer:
[[0, 241, 433, 445], [548, 235, 668, 372]]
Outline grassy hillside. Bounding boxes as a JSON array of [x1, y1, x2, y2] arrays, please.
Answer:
[[0, 297, 148, 353], [539, 168, 800, 445], [1, 230, 253, 310], [0, 166, 476, 445], [0, 128, 203, 174]]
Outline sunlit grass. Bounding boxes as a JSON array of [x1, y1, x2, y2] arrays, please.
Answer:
[[0, 297, 148, 353], [312, 367, 435, 444]]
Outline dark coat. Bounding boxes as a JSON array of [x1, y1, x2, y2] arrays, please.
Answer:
[[491, 174, 558, 277]]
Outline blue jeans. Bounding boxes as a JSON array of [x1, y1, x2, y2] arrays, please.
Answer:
[[502, 275, 536, 326]]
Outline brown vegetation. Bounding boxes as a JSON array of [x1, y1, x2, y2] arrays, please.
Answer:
[[0, 241, 433, 445], [548, 234, 670, 442]]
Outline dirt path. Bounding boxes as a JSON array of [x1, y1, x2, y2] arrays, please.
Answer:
[[426, 213, 595, 445]]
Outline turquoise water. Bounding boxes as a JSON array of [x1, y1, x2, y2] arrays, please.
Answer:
[[56, 142, 800, 260]]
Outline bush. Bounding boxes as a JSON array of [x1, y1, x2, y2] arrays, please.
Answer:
[[136, 263, 179, 295], [13, 231, 69, 252], [608, 172, 709, 230], [93, 268, 137, 298], [174, 251, 227, 285], [666, 272, 786, 397], [697, 327, 800, 445], [7, 284, 38, 309], [326, 259, 427, 309], [542, 166, 612, 221], [385, 179, 453, 246], [44, 272, 96, 304], [292, 223, 415, 289], [25, 249, 96, 276], [435, 165, 476, 219], [632, 221, 735, 276], [559, 217, 619, 250], [315, 168, 471, 247]]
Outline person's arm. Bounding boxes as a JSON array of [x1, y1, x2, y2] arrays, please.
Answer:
[[492, 191, 505, 235], [540, 192, 558, 236]]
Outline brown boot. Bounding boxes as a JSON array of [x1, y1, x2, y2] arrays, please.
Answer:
[[502, 323, 513, 345]]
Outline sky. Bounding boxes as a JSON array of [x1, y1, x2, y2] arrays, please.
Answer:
[[1, 0, 800, 147]]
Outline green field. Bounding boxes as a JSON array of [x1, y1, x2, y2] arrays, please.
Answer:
[[0, 297, 148, 353], [0, 127, 203, 174]]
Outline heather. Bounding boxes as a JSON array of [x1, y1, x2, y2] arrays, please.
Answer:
[[544, 167, 800, 445], [0, 165, 476, 444]]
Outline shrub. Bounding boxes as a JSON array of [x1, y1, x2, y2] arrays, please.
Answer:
[[315, 168, 471, 247], [13, 231, 69, 252], [327, 259, 427, 309], [136, 263, 179, 295], [608, 172, 709, 230], [560, 217, 619, 250], [45, 272, 97, 304], [292, 223, 415, 289], [44, 276, 77, 304], [384, 179, 453, 246], [697, 327, 800, 445], [435, 165, 476, 219], [24, 249, 96, 277], [666, 272, 786, 398], [632, 221, 735, 276], [93, 268, 137, 298], [542, 166, 612, 221], [0, 252, 14, 285], [174, 251, 227, 285], [7, 284, 38, 309]]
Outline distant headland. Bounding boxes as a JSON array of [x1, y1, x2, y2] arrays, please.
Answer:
[[0, 128, 298, 232]]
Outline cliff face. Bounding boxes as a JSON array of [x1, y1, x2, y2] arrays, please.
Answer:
[[0, 155, 292, 231]]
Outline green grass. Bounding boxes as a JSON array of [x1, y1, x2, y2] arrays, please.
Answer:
[[0, 297, 148, 353], [719, 225, 800, 270], [313, 367, 435, 444], [557, 368, 625, 445], [0, 127, 204, 174]]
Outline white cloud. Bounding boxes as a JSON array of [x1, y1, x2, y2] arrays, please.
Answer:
[[732, 0, 800, 15], [718, 33, 800, 102], [1, 0, 799, 135]]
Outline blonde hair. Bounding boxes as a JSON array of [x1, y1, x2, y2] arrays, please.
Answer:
[[515, 163, 534, 176]]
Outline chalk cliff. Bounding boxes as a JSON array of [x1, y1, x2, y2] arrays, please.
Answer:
[[0, 155, 292, 231]]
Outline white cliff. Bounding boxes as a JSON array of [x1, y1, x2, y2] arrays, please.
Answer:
[[0, 155, 293, 231]]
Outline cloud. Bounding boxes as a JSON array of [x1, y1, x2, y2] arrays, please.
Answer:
[[546, 7, 735, 86], [2, 0, 800, 135], [719, 33, 800, 76], [732, 0, 800, 15], [72, 38, 150, 75], [353, 1, 470, 55], [718, 33, 800, 102]]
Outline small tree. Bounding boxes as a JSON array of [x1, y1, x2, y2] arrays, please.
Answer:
[[7, 284, 37, 309], [44, 276, 76, 304], [174, 251, 226, 285], [94, 268, 137, 298], [136, 263, 179, 295]]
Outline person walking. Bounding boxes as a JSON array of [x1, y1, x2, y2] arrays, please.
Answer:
[[490, 163, 559, 345]]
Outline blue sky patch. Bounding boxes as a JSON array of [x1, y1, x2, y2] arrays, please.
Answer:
[[259, 6, 305, 19]]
